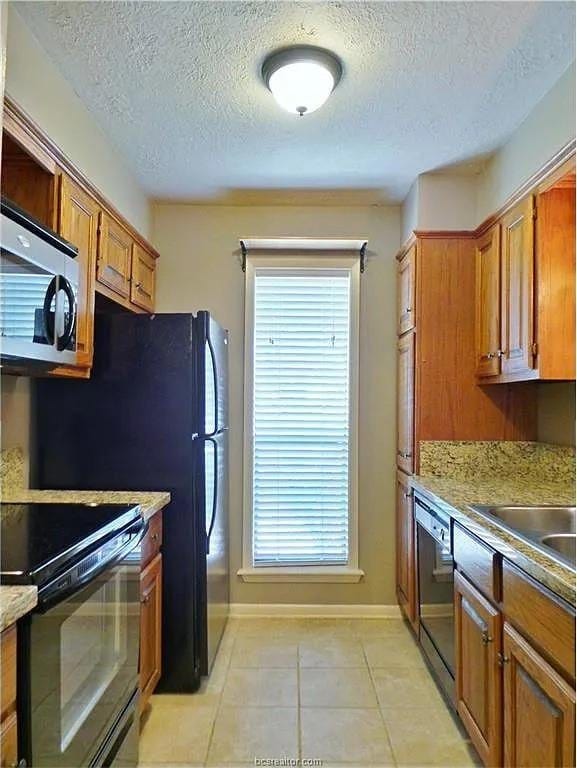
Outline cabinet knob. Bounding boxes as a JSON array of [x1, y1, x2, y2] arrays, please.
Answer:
[[497, 652, 510, 666], [135, 281, 143, 289], [405, 307, 412, 313], [151, 533, 159, 542], [481, 352, 495, 360], [481, 631, 493, 645]]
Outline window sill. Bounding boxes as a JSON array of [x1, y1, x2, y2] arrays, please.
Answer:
[[237, 566, 365, 583]]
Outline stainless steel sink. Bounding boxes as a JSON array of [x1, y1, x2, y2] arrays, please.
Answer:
[[470, 504, 577, 569], [540, 534, 577, 563]]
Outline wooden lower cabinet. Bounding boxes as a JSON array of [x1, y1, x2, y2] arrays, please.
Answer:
[[396, 472, 416, 626], [140, 552, 162, 712], [503, 622, 575, 768], [0, 626, 18, 768], [454, 570, 502, 766]]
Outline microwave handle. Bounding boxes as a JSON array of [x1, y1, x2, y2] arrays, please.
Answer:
[[56, 276, 77, 351], [42, 276, 57, 345]]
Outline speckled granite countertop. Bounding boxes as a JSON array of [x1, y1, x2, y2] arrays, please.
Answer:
[[1, 488, 170, 522], [0, 586, 38, 632], [412, 441, 576, 606], [1, 447, 171, 521]]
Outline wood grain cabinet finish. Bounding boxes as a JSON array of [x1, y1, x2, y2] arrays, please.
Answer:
[[396, 472, 416, 626], [97, 213, 133, 299], [397, 244, 416, 335], [500, 197, 535, 379], [475, 225, 501, 378], [130, 243, 156, 312], [57, 174, 100, 370], [0, 626, 18, 768], [454, 571, 502, 767], [503, 622, 576, 768], [140, 552, 162, 713], [397, 331, 415, 474]]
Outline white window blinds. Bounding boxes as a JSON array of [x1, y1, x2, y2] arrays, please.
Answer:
[[251, 270, 352, 566]]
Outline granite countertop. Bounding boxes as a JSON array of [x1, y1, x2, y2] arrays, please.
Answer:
[[0, 586, 38, 632], [410, 473, 576, 606], [1, 488, 171, 522]]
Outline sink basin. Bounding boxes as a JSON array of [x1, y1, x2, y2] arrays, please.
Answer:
[[540, 534, 577, 565], [470, 504, 577, 569]]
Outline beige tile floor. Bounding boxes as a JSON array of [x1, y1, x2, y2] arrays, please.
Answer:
[[139, 617, 479, 767]]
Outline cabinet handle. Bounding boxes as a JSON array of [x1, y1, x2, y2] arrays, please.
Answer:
[[481, 631, 493, 645], [497, 652, 510, 667]]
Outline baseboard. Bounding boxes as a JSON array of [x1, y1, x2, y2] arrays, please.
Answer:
[[229, 603, 402, 618]]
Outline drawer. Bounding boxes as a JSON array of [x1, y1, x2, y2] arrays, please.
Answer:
[[141, 511, 163, 568], [453, 523, 500, 603], [502, 560, 576, 681], [0, 712, 17, 768], [1, 626, 16, 722]]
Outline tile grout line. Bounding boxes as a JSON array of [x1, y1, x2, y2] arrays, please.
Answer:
[[362, 635, 399, 767], [203, 621, 238, 766]]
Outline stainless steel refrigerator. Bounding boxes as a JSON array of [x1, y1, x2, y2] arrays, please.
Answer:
[[34, 311, 229, 693]]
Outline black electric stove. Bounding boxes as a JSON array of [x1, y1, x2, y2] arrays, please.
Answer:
[[1, 502, 142, 588]]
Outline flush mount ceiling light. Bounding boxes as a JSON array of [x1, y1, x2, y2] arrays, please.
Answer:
[[262, 46, 342, 117]]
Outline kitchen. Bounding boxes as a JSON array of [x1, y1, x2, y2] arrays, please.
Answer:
[[0, 2, 575, 767]]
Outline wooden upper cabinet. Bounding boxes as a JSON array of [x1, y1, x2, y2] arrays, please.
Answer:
[[397, 331, 415, 473], [454, 571, 502, 767], [131, 243, 156, 312], [396, 472, 416, 626], [398, 244, 416, 335], [475, 224, 501, 378], [503, 622, 575, 768], [500, 197, 535, 379], [57, 174, 100, 369], [97, 212, 133, 299]]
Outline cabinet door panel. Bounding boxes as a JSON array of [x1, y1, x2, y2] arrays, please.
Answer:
[[140, 553, 162, 712], [97, 213, 132, 299], [503, 622, 575, 768], [130, 243, 156, 312], [454, 571, 502, 766], [475, 225, 501, 377], [397, 331, 415, 473], [58, 175, 99, 368], [501, 197, 535, 377], [396, 473, 416, 625], [398, 245, 416, 335]]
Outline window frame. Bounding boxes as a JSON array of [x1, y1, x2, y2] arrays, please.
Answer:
[[239, 254, 363, 583]]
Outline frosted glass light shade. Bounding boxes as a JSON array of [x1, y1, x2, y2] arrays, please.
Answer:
[[262, 47, 342, 116]]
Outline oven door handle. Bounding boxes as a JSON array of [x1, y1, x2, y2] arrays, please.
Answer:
[[37, 520, 148, 612]]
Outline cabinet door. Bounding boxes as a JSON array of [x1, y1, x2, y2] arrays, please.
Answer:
[[398, 244, 416, 335], [58, 174, 99, 368], [97, 212, 132, 299], [475, 224, 501, 377], [503, 622, 575, 768], [130, 243, 156, 312], [0, 712, 17, 768], [396, 473, 416, 625], [140, 553, 162, 712], [397, 331, 415, 473], [500, 197, 535, 378], [454, 571, 502, 766]]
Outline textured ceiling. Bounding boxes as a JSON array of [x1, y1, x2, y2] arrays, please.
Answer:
[[15, 1, 576, 203]]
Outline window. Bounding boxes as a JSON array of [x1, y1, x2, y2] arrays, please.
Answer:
[[240, 254, 362, 582]]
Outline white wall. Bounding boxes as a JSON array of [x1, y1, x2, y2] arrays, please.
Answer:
[[153, 204, 401, 605], [477, 63, 576, 221], [5, 6, 150, 237]]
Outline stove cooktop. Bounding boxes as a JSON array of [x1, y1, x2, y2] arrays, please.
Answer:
[[1, 502, 141, 587]]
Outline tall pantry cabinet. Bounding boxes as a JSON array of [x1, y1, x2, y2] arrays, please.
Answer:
[[395, 233, 537, 626]]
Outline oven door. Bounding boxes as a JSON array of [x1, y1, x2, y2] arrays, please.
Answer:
[[20, 557, 140, 767], [0, 213, 78, 369], [416, 508, 455, 684]]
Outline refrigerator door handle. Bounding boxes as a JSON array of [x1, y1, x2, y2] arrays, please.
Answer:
[[205, 336, 219, 438], [206, 437, 218, 554]]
